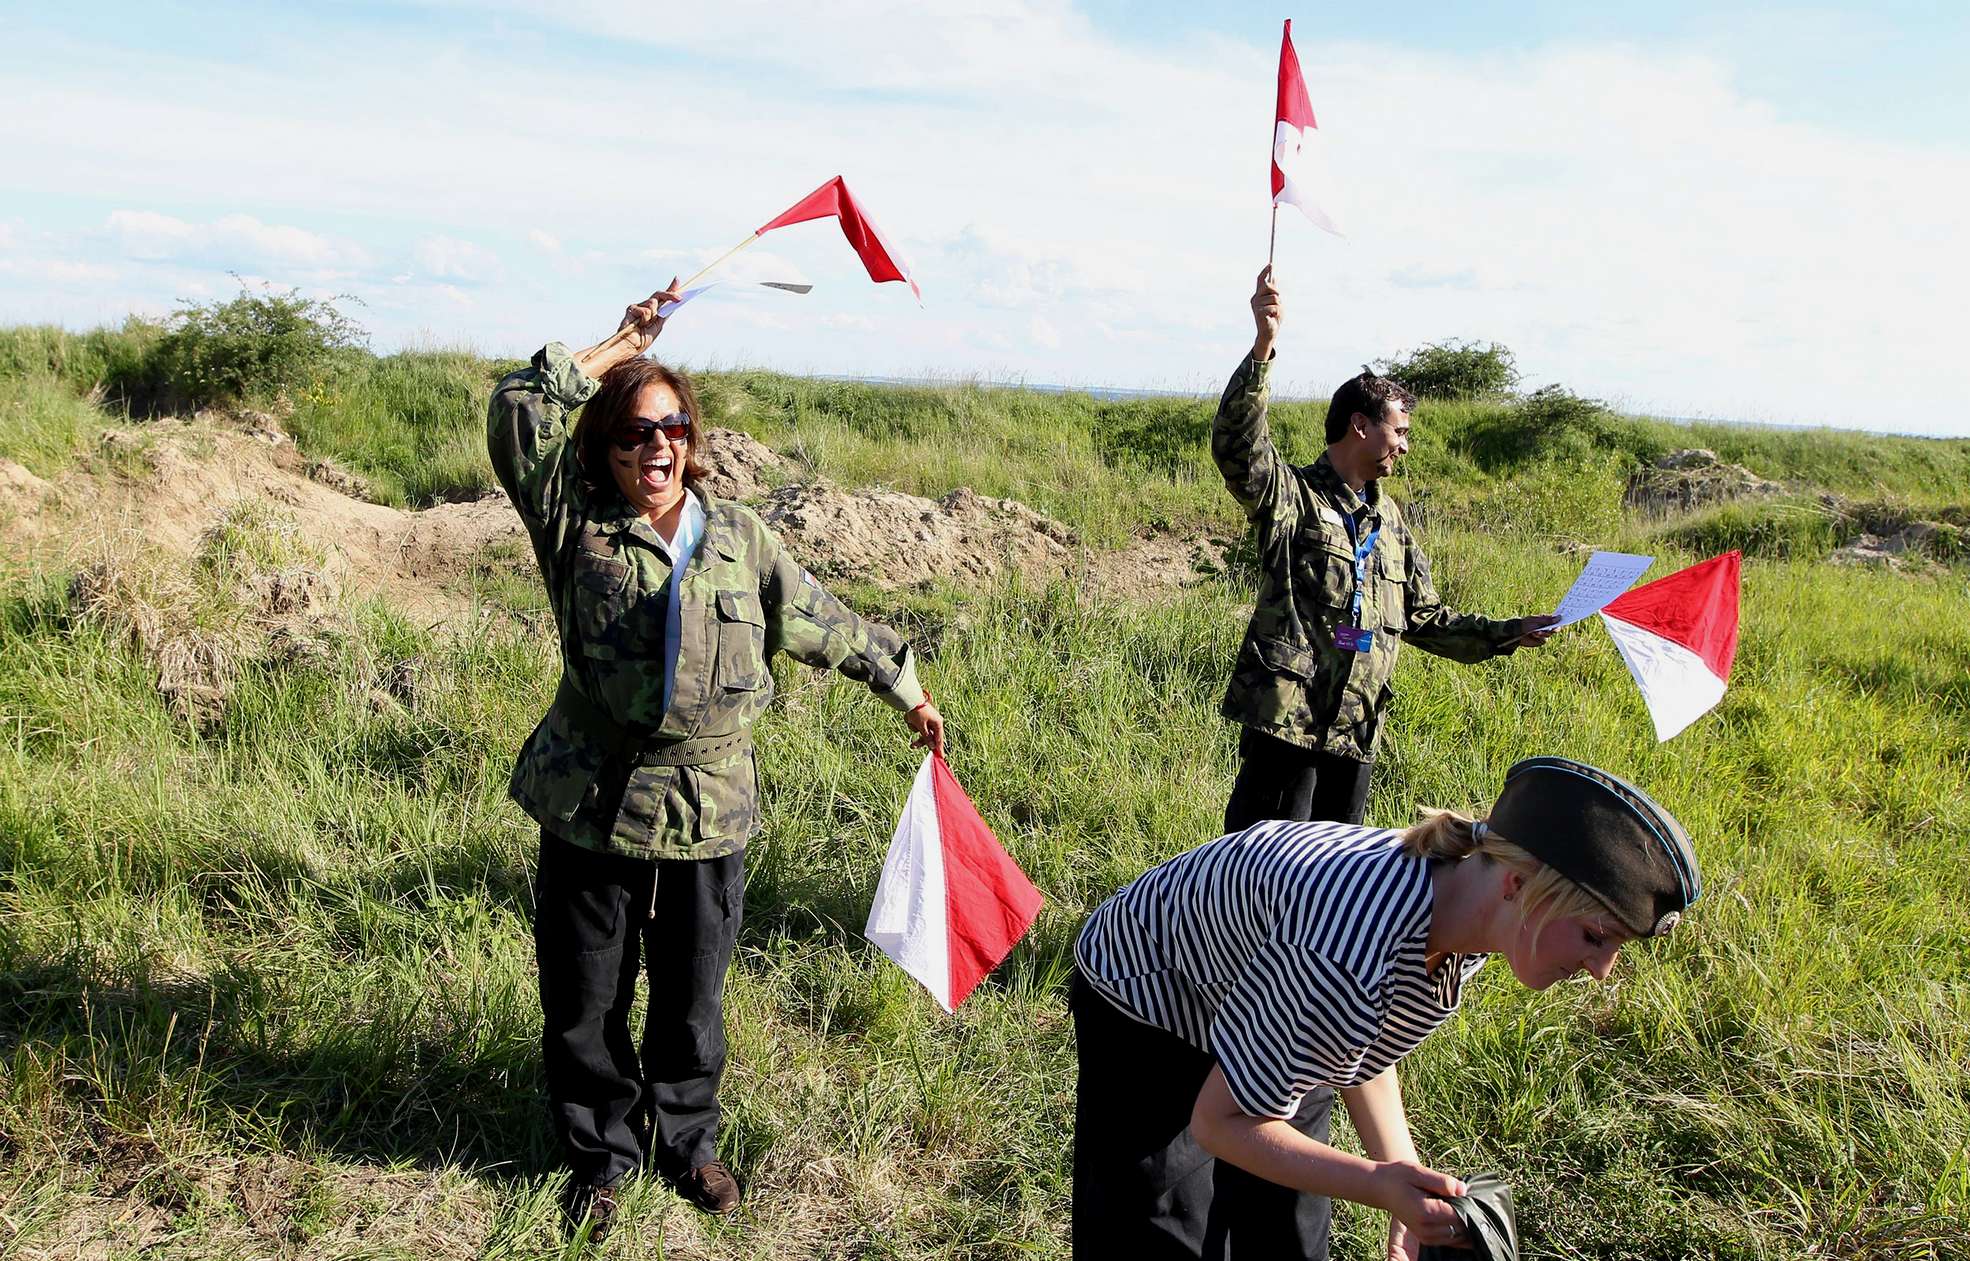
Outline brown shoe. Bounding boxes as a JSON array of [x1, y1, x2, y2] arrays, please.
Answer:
[[674, 1161, 741, 1214], [572, 1183, 620, 1245]]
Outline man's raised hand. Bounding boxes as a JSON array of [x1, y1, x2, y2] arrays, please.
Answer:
[[1251, 265, 1283, 362]]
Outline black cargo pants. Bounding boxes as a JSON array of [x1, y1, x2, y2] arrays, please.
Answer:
[[534, 829, 743, 1189], [1071, 969, 1335, 1259], [1223, 728, 1374, 833]]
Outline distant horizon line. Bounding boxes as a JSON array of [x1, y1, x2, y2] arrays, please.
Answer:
[[812, 372, 1925, 439]]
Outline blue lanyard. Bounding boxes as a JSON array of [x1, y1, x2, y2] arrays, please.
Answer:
[[1346, 512, 1380, 627]]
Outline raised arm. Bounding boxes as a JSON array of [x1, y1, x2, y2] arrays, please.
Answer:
[[486, 285, 680, 528], [1211, 266, 1300, 530]]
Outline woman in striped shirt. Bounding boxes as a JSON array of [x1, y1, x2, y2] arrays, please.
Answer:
[[1071, 756, 1701, 1260]]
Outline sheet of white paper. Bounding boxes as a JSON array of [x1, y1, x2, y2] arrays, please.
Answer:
[[656, 281, 809, 317], [655, 284, 718, 317], [1551, 551, 1654, 627]]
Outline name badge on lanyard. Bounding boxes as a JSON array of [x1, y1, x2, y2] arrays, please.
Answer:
[[1333, 512, 1380, 654]]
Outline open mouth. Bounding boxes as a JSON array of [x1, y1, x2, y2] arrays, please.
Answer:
[[636, 454, 674, 492]]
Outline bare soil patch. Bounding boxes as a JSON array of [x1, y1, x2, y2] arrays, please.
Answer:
[[7, 414, 1229, 624], [1625, 447, 1783, 514]]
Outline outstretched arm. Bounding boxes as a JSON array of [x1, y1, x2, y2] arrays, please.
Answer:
[[1399, 535, 1557, 662], [757, 524, 944, 756]]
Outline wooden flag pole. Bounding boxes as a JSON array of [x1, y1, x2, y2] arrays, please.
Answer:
[[1267, 204, 1279, 268], [593, 231, 763, 356]]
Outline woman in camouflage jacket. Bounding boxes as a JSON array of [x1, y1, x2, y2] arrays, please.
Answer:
[[488, 286, 944, 1233]]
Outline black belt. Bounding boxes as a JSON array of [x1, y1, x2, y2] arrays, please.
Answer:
[[553, 677, 753, 768]]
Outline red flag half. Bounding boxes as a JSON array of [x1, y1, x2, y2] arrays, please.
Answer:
[[1599, 551, 1742, 741], [865, 754, 1043, 1011], [758, 176, 921, 301], [1271, 19, 1343, 236]]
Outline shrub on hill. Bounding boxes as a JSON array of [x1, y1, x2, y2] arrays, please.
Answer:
[[1375, 340, 1519, 399], [1449, 384, 1674, 472], [150, 281, 367, 411]]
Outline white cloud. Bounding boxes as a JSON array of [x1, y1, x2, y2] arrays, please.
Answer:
[[104, 209, 369, 271], [0, 257, 119, 284], [413, 234, 502, 283], [2, 8, 1965, 431]]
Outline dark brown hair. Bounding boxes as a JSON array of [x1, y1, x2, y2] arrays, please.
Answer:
[[1325, 369, 1418, 444], [572, 357, 710, 496]]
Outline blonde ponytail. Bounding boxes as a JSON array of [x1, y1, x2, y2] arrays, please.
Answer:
[[1399, 808, 1484, 861], [1401, 807, 1615, 935]]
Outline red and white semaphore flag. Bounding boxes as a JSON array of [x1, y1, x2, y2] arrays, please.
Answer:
[[1272, 18, 1343, 236], [758, 176, 921, 301], [1599, 551, 1742, 741], [866, 754, 1043, 1012]]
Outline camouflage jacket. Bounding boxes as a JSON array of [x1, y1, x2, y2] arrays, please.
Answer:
[[1212, 354, 1523, 760], [488, 343, 926, 861]]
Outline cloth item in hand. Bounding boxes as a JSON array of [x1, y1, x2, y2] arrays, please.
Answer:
[[1418, 1172, 1517, 1261]]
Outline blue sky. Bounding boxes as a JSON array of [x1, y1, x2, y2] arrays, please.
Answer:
[[5, 2, 1968, 434]]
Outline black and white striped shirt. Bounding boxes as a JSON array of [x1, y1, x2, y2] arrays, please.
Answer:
[[1075, 821, 1487, 1120]]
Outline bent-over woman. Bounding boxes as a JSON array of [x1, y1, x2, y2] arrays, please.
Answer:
[[1072, 757, 1701, 1260], [487, 288, 944, 1238]]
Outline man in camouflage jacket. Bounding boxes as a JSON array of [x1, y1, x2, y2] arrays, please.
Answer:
[[489, 289, 943, 1228], [1213, 267, 1555, 831]]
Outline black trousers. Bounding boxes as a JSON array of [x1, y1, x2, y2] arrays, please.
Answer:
[[1223, 728, 1374, 833], [1071, 970, 1335, 1260], [533, 830, 743, 1189]]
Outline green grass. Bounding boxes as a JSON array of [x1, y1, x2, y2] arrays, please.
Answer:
[[2, 320, 1968, 1258]]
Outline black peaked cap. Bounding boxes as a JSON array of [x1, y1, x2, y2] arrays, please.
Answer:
[[1486, 757, 1701, 938]]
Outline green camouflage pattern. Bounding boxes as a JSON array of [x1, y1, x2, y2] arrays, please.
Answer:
[[488, 342, 926, 861], [1211, 354, 1524, 760]]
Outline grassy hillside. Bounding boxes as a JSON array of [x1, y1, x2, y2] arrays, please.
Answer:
[[2, 319, 1967, 1259]]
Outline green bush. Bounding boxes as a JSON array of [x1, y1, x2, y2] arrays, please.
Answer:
[[1453, 385, 1673, 471], [1375, 340, 1519, 399], [151, 281, 367, 410]]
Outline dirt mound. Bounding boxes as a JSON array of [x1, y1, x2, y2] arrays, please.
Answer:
[[696, 426, 785, 502], [68, 508, 349, 722], [8, 411, 1229, 657], [759, 482, 1078, 589], [0, 416, 527, 624], [758, 480, 1232, 597], [1830, 522, 1947, 571], [0, 459, 53, 540], [1625, 448, 1783, 514]]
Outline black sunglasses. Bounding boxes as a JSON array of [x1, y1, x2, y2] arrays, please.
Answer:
[[611, 413, 691, 451]]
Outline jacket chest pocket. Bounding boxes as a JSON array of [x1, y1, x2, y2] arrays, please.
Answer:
[[714, 588, 767, 691], [570, 552, 632, 651], [1375, 547, 1409, 631], [1295, 535, 1360, 620]]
